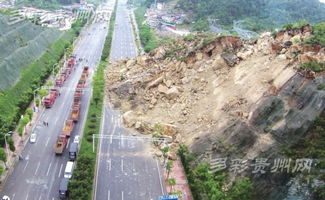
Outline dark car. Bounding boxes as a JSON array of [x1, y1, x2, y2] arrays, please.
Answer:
[[59, 178, 69, 199]]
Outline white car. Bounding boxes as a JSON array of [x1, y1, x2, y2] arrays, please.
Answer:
[[2, 195, 10, 200], [29, 133, 37, 143], [73, 136, 80, 144]]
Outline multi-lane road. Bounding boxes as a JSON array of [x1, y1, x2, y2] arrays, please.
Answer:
[[1, 0, 165, 199], [94, 0, 166, 199], [0, 6, 110, 200]]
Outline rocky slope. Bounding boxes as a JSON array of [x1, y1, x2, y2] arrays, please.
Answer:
[[104, 25, 325, 199]]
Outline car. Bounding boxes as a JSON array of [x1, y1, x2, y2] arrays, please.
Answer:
[[29, 133, 37, 143], [2, 195, 10, 200], [73, 136, 80, 144]]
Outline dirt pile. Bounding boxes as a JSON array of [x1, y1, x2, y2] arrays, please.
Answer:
[[104, 27, 325, 196]]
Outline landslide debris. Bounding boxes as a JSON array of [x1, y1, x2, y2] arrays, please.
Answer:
[[105, 25, 325, 198]]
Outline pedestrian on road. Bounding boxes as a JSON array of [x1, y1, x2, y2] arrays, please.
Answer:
[[46, 122, 49, 126], [43, 121, 46, 126]]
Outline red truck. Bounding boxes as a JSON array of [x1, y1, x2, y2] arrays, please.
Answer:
[[54, 133, 68, 155], [62, 120, 74, 137], [70, 103, 80, 122], [74, 89, 82, 103], [43, 89, 59, 108], [82, 66, 89, 76], [68, 58, 76, 68], [55, 76, 65, 87], [76, 79, 86, 89]]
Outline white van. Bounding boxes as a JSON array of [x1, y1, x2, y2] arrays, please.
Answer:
[[64, 161, 74, 179]]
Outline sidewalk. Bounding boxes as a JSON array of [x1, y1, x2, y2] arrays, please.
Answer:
[[164, 158, 193, 200]]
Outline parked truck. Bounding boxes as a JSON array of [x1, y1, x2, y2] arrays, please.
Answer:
[[74, 89, 82, 103], [76, 79, 85, 89], [54, 133, 67, 155], [43, 89, 58, 108], [55, 76, 65, 87], [70, 103, 80, 122], [82, 66, 89, 76], [62, 120, 74, 137]]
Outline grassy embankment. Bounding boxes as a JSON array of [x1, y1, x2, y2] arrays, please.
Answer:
[[0, 19, 85, 142], [68, 1, 117, 199], [134, 6, 161, 52]]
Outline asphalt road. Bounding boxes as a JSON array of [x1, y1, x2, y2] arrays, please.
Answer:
[[110, 0, 137, 62], [94, 0, 166, 199], [0, 10, 109, 200]]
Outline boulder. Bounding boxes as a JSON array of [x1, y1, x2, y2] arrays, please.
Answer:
[[123, 111, 137, 127], [220, 52, 240, 67], [165, 87, 180, 99], [158, 84, 169, 94], [196, 52, 204, 61], [126, 59, 136, 68], [146, 76, 163, 89]]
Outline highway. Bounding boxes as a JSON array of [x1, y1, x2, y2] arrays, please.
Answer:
[[0, 5, 110, 200], [110, 0, 137, 61], [94, 0, 166, 199]]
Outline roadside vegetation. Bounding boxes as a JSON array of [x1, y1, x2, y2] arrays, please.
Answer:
[[178, 145, 254, 200], [68, 2, 117, 199], [0, 19, 86, 147], [134, 7, 161, 52]]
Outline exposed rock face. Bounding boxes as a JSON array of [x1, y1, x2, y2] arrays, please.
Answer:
[[104, 29, 325, 199]]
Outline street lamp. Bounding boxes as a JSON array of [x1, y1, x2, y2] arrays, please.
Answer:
[[4, 131, 12, 168]]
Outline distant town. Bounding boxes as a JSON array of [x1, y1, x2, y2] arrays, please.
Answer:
[[0, 0, 112, 30]]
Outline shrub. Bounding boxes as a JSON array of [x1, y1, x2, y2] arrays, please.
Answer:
[[300, 62, 324, 72], [318, 84, 325, 90], [0, 165, 4, 176], [305, 22, 325, 47], [0, 148, 7, 162]]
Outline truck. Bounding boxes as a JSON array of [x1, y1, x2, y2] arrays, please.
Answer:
[[43, 89, 58, 108], [70, 103, 80, 122], [69, 142, 78, 161], [67, 58, 76, 68], [54, 133, 67, 154], [62, 120, 74, 138], [59, 178, 69, 199], [76, 79, 85, 89], [74, 89, 82, 103], [55, 76, 65, 87], [82, 66, 89, 76]]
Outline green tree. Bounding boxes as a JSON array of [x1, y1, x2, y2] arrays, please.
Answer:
[[166, 160, 173, 180], [168, 178, 176, 193], [38, 89, 48, 98]]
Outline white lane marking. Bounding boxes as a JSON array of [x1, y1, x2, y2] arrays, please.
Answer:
[[108, 190, 110, 200], [121, 191, 124, 200], [23, 160, 29, 172], [12, 193, 15, 200], [156, 159, 165, 195], [58, 163, 63, 177], [38, 195, 42, 200], [121, 158, 124, 172], [109, 158, 111, 171], [46, 162, 52, 176], [66, 138, 70, 149], [34, 161, 40, 175], [25, 192, 29, 200], [45, 137, 50, 147]]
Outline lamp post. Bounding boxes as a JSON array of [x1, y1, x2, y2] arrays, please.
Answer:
[[4, 131, 12, 168]]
